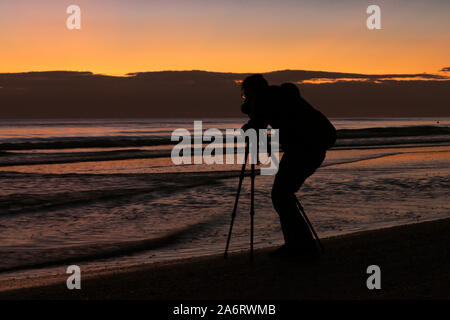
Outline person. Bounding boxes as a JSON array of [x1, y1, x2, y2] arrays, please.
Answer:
[[240, 74, 336, 258]]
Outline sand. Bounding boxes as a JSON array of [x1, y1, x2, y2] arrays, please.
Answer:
[[0, 218, 449, 300]]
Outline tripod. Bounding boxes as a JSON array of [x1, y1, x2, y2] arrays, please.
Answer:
[[224, 142, 255, 262], [295, 198, 325, 253]]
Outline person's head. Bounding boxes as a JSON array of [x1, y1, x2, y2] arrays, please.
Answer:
[[241, 74, 268, 100], [240, 74, 268, 115]]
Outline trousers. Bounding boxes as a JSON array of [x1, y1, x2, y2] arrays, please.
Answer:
[[271, 150, 325, 249]]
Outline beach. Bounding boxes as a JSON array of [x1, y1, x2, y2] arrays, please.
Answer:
[[1, 217, 449, 299]]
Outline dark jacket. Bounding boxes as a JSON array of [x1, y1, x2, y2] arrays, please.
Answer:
[[242, 85, 336, 153]]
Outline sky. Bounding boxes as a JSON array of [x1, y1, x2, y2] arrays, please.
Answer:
[[0, 0, 449, 76]]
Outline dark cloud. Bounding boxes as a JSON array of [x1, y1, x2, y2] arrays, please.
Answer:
[[1, 70, 449, 118], [440, 67, 450, 72]]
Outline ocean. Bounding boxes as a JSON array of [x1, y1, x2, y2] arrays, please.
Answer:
[[0, 118, 449, 282]]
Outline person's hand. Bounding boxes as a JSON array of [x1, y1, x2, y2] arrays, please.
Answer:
[[241, 123, 251, 131]]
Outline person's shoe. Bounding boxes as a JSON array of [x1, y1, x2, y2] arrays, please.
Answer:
[[269, 244, 291, 258]]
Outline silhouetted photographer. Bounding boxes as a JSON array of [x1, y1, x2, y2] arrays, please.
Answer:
[[240, 74, 336, 258]]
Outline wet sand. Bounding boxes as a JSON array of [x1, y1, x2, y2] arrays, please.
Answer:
[[0, 218, 449, 300]]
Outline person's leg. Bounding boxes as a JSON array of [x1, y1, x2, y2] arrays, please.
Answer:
[[271, 151, 325, 251]]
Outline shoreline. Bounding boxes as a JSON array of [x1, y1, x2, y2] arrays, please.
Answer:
[[1, 217, 449, 299]]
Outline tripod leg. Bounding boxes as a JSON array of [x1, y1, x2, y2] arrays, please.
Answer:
[[250, 163, 255, 262], [295, 197, 325, 253], [224, 143, 249, 259]]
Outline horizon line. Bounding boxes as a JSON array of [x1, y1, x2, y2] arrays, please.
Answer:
[[1, 68, 449, 78]]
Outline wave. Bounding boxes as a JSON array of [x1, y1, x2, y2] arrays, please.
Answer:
[[0, 219, 216, 273], [0, 126, 449, 168], [1, 125, 448, 151], [0, 171, 241, 216], [0, 149, 170, 167], [337, 125, 450, 139], [0, 136, 174, 151]]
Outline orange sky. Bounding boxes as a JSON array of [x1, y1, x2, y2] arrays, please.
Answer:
[[1, 0, 449, 76]]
